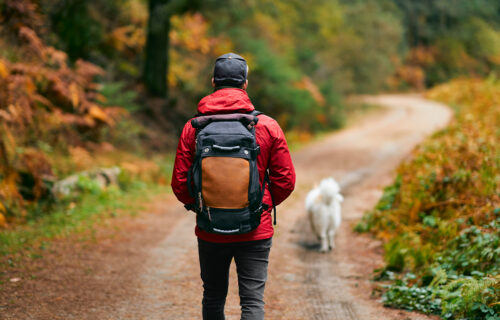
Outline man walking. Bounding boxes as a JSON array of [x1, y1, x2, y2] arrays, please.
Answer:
[[171, 53, 295, 320]]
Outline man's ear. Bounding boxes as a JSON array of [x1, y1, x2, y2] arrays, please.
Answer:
[[211, 77, 215, 88], [242, 79, 248, 90]]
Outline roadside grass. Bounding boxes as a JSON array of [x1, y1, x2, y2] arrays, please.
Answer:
[[355, 78, 500, 320], [0, 182, 170, 264], [0, 152, 174, 269]]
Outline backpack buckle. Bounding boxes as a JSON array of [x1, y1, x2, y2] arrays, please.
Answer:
[[251, 145, 260, 158]]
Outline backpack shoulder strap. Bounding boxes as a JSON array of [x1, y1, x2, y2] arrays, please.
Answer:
[[248, 110, 277, 224], [264, 171, 277, 225]]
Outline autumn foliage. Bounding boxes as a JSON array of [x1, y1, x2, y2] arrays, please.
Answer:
[[368, 79, 499, 243], [356, 78, 500, 318], [0, 3, 127, 225], [359, 78, 499, 263]]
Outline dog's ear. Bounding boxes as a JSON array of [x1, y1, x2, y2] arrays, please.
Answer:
[[335, 194, 344, 203]]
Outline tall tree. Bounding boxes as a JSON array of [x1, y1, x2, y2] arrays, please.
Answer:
[[143, 0, 200, 97], [144, 0, 171, 97]]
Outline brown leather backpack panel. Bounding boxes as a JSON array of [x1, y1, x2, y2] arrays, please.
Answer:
[[202, 157, 249, 209]]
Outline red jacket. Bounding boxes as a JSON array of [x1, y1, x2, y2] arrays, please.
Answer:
[[171, 88, 296, 243]]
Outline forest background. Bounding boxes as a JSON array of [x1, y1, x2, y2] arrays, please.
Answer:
[[0, 1, 499, 319]]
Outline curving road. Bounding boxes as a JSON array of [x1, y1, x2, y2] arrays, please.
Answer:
[[2, 94, 451, 320], [110, 94, 451, 320]]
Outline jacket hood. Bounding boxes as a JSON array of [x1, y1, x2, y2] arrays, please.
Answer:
[[197, 88, 255, 115]]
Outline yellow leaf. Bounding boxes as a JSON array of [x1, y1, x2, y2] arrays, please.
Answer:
[[377, 230, 393, 241], [88, 105, 113, 125], [0, 213, 7, 228], [83, 115, 96, 127], [69, 83, 79, 108], [0, 60, 8, 79]]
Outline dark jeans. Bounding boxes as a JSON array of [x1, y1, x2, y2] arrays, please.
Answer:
[[197, 238, 272, 320]]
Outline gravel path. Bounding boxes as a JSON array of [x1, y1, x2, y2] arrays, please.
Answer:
[[1, 94, 451, 320]]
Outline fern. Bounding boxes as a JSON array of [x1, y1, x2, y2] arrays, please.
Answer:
[[441, 276, 499, 318]]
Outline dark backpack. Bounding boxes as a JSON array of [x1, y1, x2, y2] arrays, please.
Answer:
[[187, 111, 273, 235]]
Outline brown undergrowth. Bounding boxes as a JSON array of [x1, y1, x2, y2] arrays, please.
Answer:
[[356, 78, 499, 319], [0, 2, 167, 229]]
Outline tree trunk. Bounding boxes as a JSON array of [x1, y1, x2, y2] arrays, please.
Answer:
[[144, 0, 171, 98]]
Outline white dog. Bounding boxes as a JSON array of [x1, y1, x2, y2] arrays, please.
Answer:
[[305, 178, 343, 253]]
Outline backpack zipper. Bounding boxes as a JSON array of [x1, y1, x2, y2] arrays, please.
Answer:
[[207, 206, 212, 221]]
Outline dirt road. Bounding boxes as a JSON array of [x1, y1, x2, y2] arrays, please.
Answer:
[[2, 94, 451, 319]]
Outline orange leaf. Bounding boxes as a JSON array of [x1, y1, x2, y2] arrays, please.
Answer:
[[298, 76, 326, 106], [0, 110, 12, 122], [25, 78, 36, 94], [409, 199, 421, 223], [69, 83, 80, 108], [377, 230, 393, 241], [88, 105, 113, 125], [0, 213, 5, 227], [0, 60, 8, 78]]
